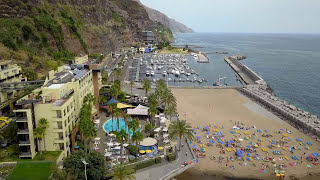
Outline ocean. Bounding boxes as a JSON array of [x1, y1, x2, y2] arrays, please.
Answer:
[[173, 33, 320, 118]]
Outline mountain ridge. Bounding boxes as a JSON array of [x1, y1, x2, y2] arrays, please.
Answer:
[[133, 0, 194, 33]]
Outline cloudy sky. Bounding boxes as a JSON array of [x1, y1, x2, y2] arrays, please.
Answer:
[[140, 0, 320, 33]]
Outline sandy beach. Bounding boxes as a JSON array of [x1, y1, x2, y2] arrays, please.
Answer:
[[172, 88, 320, 179]]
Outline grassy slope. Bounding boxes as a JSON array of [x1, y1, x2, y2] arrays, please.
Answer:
[[7, 162, 53, 180]]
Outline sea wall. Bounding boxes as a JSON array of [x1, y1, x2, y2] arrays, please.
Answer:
[[225, 57, 265, 85], [239, 86, 320, 140]]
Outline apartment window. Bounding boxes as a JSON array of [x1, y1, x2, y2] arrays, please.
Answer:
[[58, 132, 63, 139], [56, 110, 62, 118], [64, 120, 67, 127], [63, 109, 66, 116], [67, 106, 70, 113], [59, 143, 64, 150], [68, 116, 70, 123], [57, 122, 63, 129]]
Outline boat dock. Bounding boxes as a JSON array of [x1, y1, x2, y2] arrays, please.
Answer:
[[224, 56, 265, 86]]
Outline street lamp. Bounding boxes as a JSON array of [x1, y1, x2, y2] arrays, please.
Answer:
[[82, 160, 89, 180]]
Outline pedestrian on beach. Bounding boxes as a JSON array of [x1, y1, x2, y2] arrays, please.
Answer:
[[186, 151, 188, 156]]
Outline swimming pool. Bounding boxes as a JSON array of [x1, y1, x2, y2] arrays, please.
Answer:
[[103, 118, 140, 136]]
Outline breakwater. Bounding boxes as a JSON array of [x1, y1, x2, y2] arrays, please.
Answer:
[[224, 56, 264, 85], [224, 56, 320, 140], [239, 85, 320, 140]]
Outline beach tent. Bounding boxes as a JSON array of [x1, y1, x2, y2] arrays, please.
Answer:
[[307, 142, 312, 145], [117, 103, 135, 109], [236, 149, 243, 157], [127, 104, 149, 116], [296, 138, 302, 142]]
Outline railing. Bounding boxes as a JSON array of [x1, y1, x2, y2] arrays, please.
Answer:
[[20, 151, 32, 156], [63, 89, 74, 99], [19, 140, 30, 145], [17, 128, 29, 134]]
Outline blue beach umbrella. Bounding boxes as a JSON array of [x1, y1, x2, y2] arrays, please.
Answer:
[[307, 142, 312, 145], [296, 138, 302, 142], [192, 128, 196, 131], [206, 132, 210, 135], [193, 144, 197, 149], [246, 146, 252, 148], [217, 132, 222, 136], [230, 130, 235, 134], [229, 141, 235, 144], [197, 136, 201, 139]]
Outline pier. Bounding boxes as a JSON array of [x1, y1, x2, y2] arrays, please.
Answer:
[[224, 56, 264, 86]]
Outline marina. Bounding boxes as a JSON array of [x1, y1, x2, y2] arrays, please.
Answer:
[[128, 54, 209, 85]]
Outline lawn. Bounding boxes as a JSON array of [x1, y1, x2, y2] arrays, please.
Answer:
[[6, 162, 53, 180], [158, 48, 188, 54]]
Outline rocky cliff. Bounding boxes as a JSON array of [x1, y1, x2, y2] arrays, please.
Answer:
[[133, 0, 193, 33], [0, 0, 173, 76], [144, 6, 194, 33]]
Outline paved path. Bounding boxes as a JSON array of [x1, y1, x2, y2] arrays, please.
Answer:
[[135, 143, 194, 180]]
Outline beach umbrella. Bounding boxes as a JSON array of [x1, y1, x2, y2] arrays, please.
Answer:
[[229, 140, 235, 144], [217, 132, 222, 136], [230, 130, 235, 134], [139, 150, 146, 154], [296, 138, 302, 142], [201, 148, 204, 152], [246, 146, 252, 148], [192, 128, 196, 131], [236, 149, 243, 157], [193, 144, 197, 149], [257, 129, 262, 132], [206, 132, 210, 135], [113, 146, 121, 150], [307, 142, 312, 145], [280, 129, 284, 131], [194, 131, 197, 134], [146, 150, 152, 153], [158, 146, 164, 150], [197, 126, 199, 129], [197, 136, 201, 139], [219, 141, 224, 145]]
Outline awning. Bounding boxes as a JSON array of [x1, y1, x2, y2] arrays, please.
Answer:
[[105, 98, 119, 105], [127, 104, 149, 116], [162, 127, 168, 132], [140, 137, 157, 146], [117, 103, 135, 109], [94, 137, 101, 141]]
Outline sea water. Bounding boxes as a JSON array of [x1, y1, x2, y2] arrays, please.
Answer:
[[173, 33, 320, 117]]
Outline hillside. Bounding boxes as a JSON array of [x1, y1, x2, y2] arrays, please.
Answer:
[[144, 6, 194, 33], [0, 0, 173, 78]]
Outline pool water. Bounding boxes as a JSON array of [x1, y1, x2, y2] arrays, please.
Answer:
[[103, 118, 139, 136]]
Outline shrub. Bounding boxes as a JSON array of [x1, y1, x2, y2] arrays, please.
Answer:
[[133, 159, 155, 170], [155, 157, 162, 164], [128, 145, 139, 156], [22, 67, 38, 80], [167, 153, 176, 162]]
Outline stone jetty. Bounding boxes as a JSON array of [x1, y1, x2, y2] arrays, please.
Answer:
[[240, 85, 320, 140]]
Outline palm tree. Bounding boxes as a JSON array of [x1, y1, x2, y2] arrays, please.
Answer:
[[85, 124, 97, 153], [39, 118, 49, 152], [128, 118, 139, 144], [110, 85, 119, 100], [169, 120, 194, 151], [129, 81, 134, 94], [99, 96, 107, 105], [0, 130, 4, 142], [122, 112, 131, 133], [115, 68, 122, 80], [142, 78, 151, 96], [164, 103, 177, 121], [33, 127, 44, 158], [147, 93, 158, 123], [112, 163, 135, 180], [116, 129, 128, 163], [114, 108, 122, 131], [131, 131, 143, 158], [108, 103, 117, 131]]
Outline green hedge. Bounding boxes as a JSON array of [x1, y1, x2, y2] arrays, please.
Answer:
[[167, 153, 176, 162], [155, 157, 162, 164], [128, 145, 139, 156], [131, 159, 156, 171]]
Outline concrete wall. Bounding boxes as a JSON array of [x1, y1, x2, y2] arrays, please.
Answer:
[[239, 88, 320, 139], [227, 57, 262, 82]]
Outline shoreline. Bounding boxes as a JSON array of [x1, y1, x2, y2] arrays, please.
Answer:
[[171, 88, 320, 180]]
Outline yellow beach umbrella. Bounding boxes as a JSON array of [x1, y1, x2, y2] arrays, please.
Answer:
[[139, 150, 145, 154], [146, 150, 152, 153], [158, 147, 164, 150]]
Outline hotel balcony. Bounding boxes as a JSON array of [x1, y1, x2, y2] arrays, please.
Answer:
[[19, 140, 31, 145], [17, 128, 29, 134]]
